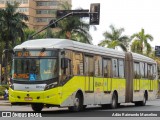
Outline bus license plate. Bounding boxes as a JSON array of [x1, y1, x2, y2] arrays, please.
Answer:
[[24, 97, 33, 101]]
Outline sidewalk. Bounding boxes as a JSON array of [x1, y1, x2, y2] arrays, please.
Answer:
[[0, 96, 3, 100], [0, 96, 11, 106], [0, 100, 11, 106]]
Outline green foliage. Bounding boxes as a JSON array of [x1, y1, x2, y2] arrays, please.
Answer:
[[0, 2, 28, 47], [98, 25, 130, 51], [131, 28, 153, 55], [131, 40, 142, 54], [134, 72, 141, 79], [0, 2, 28, 83], [23, 29, 36, 41], [0, 85, 9, 96], [0, 40, 5, 60], [52, 1, 94, 44], [59, 1, 72, 10], [55, 15, 94, 44], [23, 28, 56, 41]]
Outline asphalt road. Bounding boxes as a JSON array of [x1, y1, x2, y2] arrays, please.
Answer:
[[1, 99, 160, 119]]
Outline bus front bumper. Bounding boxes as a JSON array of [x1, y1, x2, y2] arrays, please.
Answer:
[[9, 87, 62, 106]]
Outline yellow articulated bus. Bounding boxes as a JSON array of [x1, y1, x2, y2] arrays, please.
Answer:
[[9, 39, 158, 112]]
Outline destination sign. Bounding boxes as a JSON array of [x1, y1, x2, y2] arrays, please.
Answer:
[[13, 73, 29, 79]]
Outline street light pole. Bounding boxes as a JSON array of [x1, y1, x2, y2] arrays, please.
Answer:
[[29, 3, 100, 41]]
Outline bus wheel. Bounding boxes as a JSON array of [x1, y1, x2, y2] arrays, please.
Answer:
[[110, 93, 118, 109], [31, 103, 44, 112], [68, 93, 83, 112], [135, 93, 147, 106], [101, 104, 110, 109], [83, 105, 87, 110]]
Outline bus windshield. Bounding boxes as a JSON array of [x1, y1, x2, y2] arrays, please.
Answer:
[[12, 59, 58, 81]]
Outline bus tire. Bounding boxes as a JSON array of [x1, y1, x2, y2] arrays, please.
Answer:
[[117, 103, 121, 107], [83, 105, 87, 110], [101, 104, 110, 109], [68, 93, 83, 112], [31, 103, 44, 112], [135, 93, 147, 106], [110, 93, 118, 109]]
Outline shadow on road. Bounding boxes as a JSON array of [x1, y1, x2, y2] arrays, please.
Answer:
[[15, 104, 154, 117]]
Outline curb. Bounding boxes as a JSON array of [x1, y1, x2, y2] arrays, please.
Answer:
[[0, 102, 11, 106], [0, 104, 11, 106], [0, 97, 4, 100], [0, 99, 11, 106]]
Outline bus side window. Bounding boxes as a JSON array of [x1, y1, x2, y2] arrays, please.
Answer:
[[112, 59, 118, 78], [62, 50, 72, 76], [140, 62, 145, 78], [144, 63, 148, 78], [103, 59, 112, 78], [60, 58, 71, 81], [118, 59, 124, 78], [95, 56, 102, 77], [134, 62, 140, 79], [85, 56, 94, 76], [148, 64, 153, 79], [153, 64, 157, 79], [73, 52, 83, 75]]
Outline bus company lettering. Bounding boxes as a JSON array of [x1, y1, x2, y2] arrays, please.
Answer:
[[25, 86, 29, 89], [95, 82, 103, 87], [36, 85, 45, 89]]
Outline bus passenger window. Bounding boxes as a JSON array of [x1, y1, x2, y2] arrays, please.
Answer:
[[144, 63, 148, 78], [65, 60, 71, 76], [148, 64, 153, 79], [85, 56, 94, 76], [103, 59, 112, 78], [79, 62, 84, 75], [95, 56, 102, 77], [134, 62, 140, 79], [153, 64, 157, 79], [112, 59, 118, 78], [140, 62, 145, 78], [73, 53, 83, 75], [118, 59, 124, 78]]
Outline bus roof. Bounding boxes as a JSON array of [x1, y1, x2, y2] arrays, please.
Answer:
[[14, 38, 125, 58], [14, 38, 155, 63], [132, 52, 156, 64]]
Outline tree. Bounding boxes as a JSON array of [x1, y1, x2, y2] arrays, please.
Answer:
[[131, 28, 153, 55], [59, 0, 72, 10], [131, 40, 142, 54], [23, 28, 58, 41], [53, 1, 95, 44], [23, 29, 36, 41], [0, 2, 28, 83], [98, 25, 129, 51], [57, 16, 94, 44]]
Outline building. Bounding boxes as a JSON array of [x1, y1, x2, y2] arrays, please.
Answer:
[[0, 0, 71, 30]]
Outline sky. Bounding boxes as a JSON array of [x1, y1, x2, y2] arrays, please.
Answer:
[[72, 0, 160, 47]]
